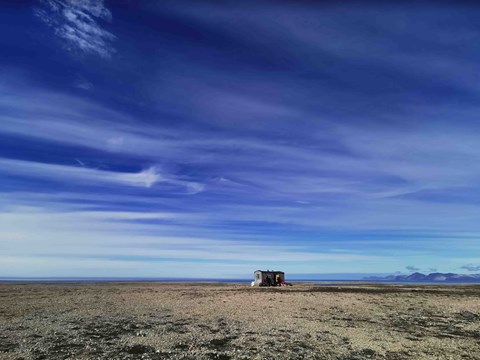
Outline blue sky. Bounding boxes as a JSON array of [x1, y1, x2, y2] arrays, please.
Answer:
[[1, 0, 480, 278]]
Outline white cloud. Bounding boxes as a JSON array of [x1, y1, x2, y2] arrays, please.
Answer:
[[73, 76, 93, 90], [107, 136, 124, 148], [0, 206, 384, 266], [118, 166, 163, 188], [0, 158, 204, 192], [0, 157, 157, 188], [3, 80, 480, 207], [0, 193, 478, 276], [0, 255, 254, 278], [35, 0, 116, 58]]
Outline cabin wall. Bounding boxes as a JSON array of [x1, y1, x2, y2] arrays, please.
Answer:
[[254, 271, 263, 284], [253, 271, 285, 285]]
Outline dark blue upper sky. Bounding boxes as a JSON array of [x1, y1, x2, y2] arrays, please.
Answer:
[[1, 0, 480, 278]]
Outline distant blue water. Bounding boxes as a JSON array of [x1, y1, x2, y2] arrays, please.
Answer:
[[1, 277, 479, 284]]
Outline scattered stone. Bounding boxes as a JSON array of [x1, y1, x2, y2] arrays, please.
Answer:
[[459, 311, 478, 321], [0, 338, 17, 352], [1, 283, 479, 359], [124, 344, 155, 354]]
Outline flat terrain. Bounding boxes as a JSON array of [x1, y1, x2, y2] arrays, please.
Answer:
[[0, 282, 479, 359]]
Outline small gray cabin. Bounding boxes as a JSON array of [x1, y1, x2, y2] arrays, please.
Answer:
[[253, 270, 285, 286]]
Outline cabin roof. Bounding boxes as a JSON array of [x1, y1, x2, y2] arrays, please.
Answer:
[[255, 270, 284, 274]]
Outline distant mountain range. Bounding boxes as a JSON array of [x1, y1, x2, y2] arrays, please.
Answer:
[[364, 272, 480, 283]]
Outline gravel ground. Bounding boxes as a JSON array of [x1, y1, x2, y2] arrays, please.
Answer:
[[0, 282, 479, 359]]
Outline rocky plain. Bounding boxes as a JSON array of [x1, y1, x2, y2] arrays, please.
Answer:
[[0, 282, 479, 360]]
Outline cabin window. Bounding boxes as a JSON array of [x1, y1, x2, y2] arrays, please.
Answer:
[[256, 273, 260, 280]]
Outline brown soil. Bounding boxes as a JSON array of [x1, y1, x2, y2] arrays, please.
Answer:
[[0, 282, 479, 359]]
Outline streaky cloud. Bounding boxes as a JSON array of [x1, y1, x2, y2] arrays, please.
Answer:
[[0, 157, 202, 192], [2, 1, 480, 276], [34, 0, 115, 58]]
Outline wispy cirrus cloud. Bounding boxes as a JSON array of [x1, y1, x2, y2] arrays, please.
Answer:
[[73, 75, 93, 90], [3, 76, 480, 212], [0, 203, 386, 278], [34, 0, 115, 58], [4, 2, 480, 277], [0, 157, 202, 192]]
